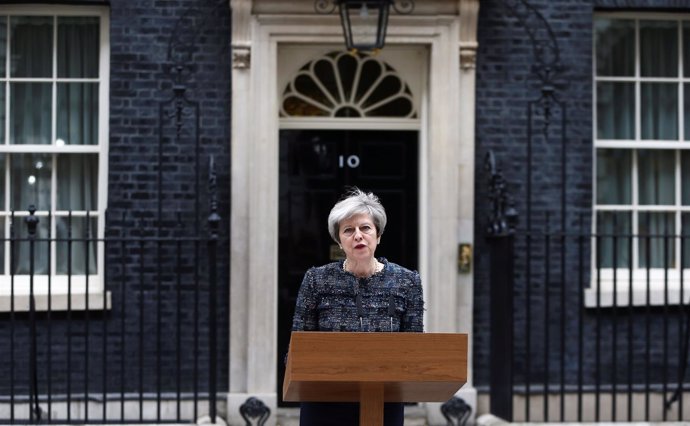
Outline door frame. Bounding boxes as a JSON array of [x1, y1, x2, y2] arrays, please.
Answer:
[[228, 1, 480, 424]]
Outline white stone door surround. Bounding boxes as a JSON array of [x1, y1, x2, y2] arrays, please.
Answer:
[[228, 1, 480, 424]]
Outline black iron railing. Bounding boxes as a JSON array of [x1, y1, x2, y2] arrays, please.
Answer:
[[0, 204, 224, 424], [479, 1, 690, 421], [489, 216, 690, 422]]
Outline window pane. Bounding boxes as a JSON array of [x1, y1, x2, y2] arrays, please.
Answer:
[[682, 151, 690, 205], [596, 211, 631, 268], [11, 83, 51, 145], [367, 97, 414, 117], [356, 61, 382, 103], [639, 212, 675, 269], [0, 217, 4, 274], [686, 84, 690, 141], [595, 18, 634, 76], [313, 59, 340, 104], [597, 82, 634, 139], [641, 83, 678, 140], [11, 215, 49, 274], [57, 83, 98, 145], [0, 17, 7, 77], [56, 216, 97, 275], [683, 213, 690, 268], [597, 149, 631, 204], [10, 154, 52, 211], [0, 84, 5, 145], [638, 149, 675, 205], [10, 16, 52, 78], [57, 154, 97, 211], [58, 17, 99, 78], [685, 22, 690, 77], [0, 154, 4, 210], [640, 20, 678, 77], [337, 53, 357, 101], [294, 74, 333, 108]]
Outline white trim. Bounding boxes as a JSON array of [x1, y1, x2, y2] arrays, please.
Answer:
[[97, 6, 111, 295], [595, 205, 682, 210], [0, 210, 100, 216], [0, 77, 100, 82], [632, 13, 641, 142], [278, 118, 421, 130], [0, 5, 108, 16], [596, 76, 690, 82], [597, 11, 690, 20], [596, 140, 690, 149], [0, 145, 101, 153]]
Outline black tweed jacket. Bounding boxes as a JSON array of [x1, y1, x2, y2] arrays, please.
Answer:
[[291, 258, 424, 333]]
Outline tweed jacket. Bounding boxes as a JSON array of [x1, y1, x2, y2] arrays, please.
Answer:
[[291, 258, 424, 333]]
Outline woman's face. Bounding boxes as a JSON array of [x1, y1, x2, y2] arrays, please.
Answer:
[[339, 213, 379, 262]]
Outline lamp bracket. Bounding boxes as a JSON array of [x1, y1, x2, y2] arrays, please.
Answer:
[[314, 1, 415, 16]]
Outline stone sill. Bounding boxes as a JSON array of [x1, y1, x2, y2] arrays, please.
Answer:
[[586, 269, 690, 308], [0, 275, 110, 312], [0, 292, 111, 312]]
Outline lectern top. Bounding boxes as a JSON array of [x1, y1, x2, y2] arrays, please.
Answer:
[[283, 332, 467, 403]]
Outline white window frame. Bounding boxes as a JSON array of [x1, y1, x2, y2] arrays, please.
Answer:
[[592, 12, 690, 308], [0, 5, 110, 312]]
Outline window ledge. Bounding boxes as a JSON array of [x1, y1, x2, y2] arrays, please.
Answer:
[[586, 271, 690, 308], [0, 275, 111, 312]]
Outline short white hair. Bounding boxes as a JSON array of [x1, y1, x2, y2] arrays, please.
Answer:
[[328, 188, 387, 243]]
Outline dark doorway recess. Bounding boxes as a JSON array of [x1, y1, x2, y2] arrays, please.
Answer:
[[277, 129, 419, 405]]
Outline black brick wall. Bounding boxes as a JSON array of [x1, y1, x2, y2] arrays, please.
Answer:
[[474, 0, 690, 391], [0, 0, 231, 401]]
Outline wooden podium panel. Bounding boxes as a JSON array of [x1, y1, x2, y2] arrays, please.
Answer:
[[283, 332, 467, 403]]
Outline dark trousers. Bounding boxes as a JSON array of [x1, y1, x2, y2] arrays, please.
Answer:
[[299, 402, 404, 426]]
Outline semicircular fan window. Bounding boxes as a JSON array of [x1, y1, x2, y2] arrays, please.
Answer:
[[281, 51, 417, 118]]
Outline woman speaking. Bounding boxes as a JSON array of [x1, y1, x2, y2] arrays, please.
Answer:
[[291, 188, 425, 426]]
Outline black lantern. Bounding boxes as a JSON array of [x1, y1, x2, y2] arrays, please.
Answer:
[[315, 0, 414, 52]]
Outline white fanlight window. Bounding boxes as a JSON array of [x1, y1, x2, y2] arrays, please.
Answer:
[[593, 14, 690, 306], [0, 6, 109, 311], [280, 50, 417, 119]]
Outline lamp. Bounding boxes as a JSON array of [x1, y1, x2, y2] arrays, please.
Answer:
[[315, 0, 414, 52]]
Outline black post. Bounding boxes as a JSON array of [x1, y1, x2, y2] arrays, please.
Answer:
[[485, 152, 517, 422], [26, 206, 41, 422], [207, 156, 221, 423], [488, 233, 514, 421]]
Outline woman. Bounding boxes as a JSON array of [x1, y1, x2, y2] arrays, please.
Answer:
[[291, 188, 424, 426]]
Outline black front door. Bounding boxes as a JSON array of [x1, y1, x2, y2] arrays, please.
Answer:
[[277, 129, 418, 405]]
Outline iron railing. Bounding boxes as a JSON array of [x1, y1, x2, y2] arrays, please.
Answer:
[[0, 205, 224, 424], [489, 217, 690, 422]]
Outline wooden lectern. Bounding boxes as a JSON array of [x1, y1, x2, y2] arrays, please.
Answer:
[[283, 332, 467, 426]]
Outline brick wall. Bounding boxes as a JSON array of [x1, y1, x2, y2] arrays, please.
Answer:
[[0, 0, 231, 401]]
